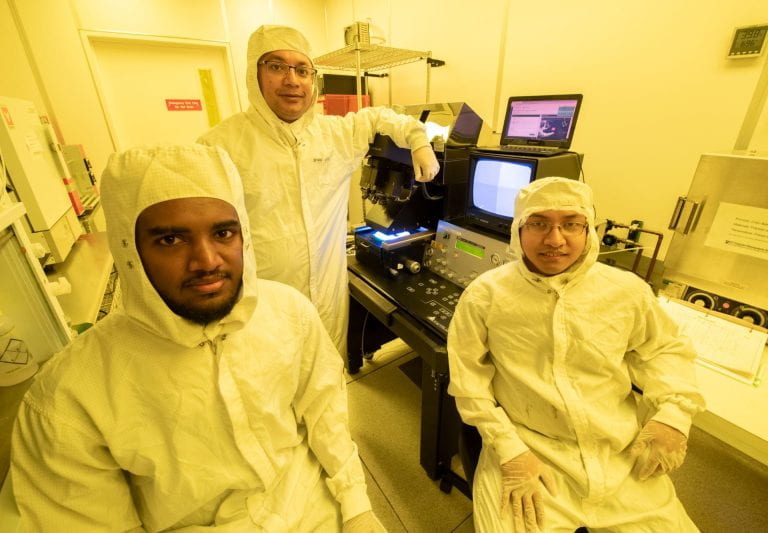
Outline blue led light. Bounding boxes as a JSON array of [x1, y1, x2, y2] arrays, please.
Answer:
[[373, 231, 396, 241], [373, 230, 412, 241]]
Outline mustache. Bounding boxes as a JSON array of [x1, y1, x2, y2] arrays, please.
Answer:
[[182, 270, 230, 287]]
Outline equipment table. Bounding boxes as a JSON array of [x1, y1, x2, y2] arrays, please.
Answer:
[[346, 256, 469, 495]]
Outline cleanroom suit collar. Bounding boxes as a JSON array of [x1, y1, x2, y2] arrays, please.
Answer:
[[245, 25, 318, 131], [509, 177, 601, 291], [100, 144, 259, 348]]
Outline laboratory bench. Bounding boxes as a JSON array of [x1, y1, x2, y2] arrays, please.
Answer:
[[347, 256, 469, 495]]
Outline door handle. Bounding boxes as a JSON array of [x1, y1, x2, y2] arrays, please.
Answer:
[[668, 196, 700, 235]]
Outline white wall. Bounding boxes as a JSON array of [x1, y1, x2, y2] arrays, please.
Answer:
[[3, 0, 326, 177], [4, 0, 768, 259], [0, 0, 47, 117], [323, 0, 768, 258]]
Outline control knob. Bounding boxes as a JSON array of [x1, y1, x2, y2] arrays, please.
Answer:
[[404, 259, 421, 274], [733, 306, 767, 328]]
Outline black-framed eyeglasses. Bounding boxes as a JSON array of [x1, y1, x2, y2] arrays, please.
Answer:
[[258, 60, 317, 79], [523, 221, 588, 236]]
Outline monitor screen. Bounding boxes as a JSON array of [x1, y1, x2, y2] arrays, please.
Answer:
[[500, 94, 582, 148], [466, 154, 535, 236], [472, 158, 532, 217]]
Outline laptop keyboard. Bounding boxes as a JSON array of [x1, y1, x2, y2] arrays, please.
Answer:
[[501, 145, 561, 155]]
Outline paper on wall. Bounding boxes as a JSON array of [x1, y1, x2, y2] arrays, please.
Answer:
[[704, 202, 768, 261]]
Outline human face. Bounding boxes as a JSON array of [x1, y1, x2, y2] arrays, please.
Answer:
[[520, 210, 588, 276], [257, 50, 314, 122], [135, 197, 244, 325]]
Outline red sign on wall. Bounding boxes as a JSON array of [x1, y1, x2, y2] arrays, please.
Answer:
[[165, 99, 202, 111]]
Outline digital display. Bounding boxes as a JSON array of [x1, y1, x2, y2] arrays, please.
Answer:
[[729, 25, 768, 57], [472, 158, 533, 217], [455, 238, 485, 259]]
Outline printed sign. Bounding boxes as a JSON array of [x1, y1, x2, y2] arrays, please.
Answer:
[[165, 99, 202, 111], [704, 202, 768, 261], [198, 69, 220, 127]]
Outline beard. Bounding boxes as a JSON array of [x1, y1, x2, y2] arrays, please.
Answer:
[[161, 278, 243, 325]]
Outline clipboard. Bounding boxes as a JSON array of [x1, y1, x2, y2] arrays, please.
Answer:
[[658, 296, 767, 386]]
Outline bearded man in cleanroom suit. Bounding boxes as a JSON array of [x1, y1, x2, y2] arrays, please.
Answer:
[[448, 177, 705, 532], [12, 144, 384, 532], [198, 25, 440, 358]]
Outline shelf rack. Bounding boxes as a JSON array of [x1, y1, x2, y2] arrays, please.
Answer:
[[314, 42, 442, 108]]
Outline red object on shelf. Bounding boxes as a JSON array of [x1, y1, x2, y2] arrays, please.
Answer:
[[321, 94, 370, 116]]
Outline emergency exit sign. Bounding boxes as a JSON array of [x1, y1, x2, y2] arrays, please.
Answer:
[[165, 99, 202, 111]]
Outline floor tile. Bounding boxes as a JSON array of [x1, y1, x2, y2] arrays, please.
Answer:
[[347, 353, 473, 531]]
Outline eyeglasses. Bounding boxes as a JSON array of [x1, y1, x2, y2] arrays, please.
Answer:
[[258, 60, 317, 79], [523, 221, 587, 236]]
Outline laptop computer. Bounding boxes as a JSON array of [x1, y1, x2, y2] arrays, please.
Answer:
[[478, 94, 583, 156]]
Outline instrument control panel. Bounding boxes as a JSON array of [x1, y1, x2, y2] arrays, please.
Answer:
[[424, 220, 513, 288], [682, 286, 768, 328], [400, 273, 462, 335]]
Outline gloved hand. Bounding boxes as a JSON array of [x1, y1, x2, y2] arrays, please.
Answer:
[[342, 510, 387, 533], [411, 145, 440, 182], [629, 420, 688, 481], [500, 450, 557, 532]]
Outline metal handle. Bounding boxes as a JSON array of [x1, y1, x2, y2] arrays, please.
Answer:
[[668, 196, 686, 231], [668, 196, 701, 235], [680, 201, 700, 235]]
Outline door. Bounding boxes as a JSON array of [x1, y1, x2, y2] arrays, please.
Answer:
[[87, 35, 239, 149]]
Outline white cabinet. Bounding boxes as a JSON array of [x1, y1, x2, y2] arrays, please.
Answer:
[[0, 203, 71, 362]]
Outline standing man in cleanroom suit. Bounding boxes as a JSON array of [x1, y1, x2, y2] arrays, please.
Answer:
[[198, 25, 440, 358], [12, 144, 385, 532], [447, 177, 705, 532]]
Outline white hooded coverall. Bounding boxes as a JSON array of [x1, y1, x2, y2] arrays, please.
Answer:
[[197, 25, 430, 357], [11, 145, 371, 532], [447, 178, 705, 531]]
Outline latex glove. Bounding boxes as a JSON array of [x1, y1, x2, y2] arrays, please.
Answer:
[[629, 420, 688, 481], [500, 451, 557, 532], [342, 510, 387, 533], [411, 145, 440, 182]]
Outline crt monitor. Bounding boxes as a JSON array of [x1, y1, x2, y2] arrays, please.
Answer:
[[465, 150, 582, 237]]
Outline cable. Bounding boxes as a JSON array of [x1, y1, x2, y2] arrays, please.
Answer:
[[420, 181, 443, 200], [597, 246, 656, 256]]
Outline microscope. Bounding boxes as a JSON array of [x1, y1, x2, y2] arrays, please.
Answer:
[[354, 102, 483, 276]]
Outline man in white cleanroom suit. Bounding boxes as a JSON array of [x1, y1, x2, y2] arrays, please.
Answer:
[[198, 25, 440, 358], [447, 177, 705, 532], [11, 144, 385, 532]]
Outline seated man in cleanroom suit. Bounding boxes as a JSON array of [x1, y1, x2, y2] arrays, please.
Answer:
[[198, 25, 440, 358], [11, 144, 385, 532], [447, 177, 705, 532]]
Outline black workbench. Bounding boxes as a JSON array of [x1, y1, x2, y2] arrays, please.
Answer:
[[347, 256, 470, 495]]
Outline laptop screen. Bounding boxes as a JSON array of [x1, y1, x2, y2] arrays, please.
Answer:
[[500, 94, 583, 149]]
